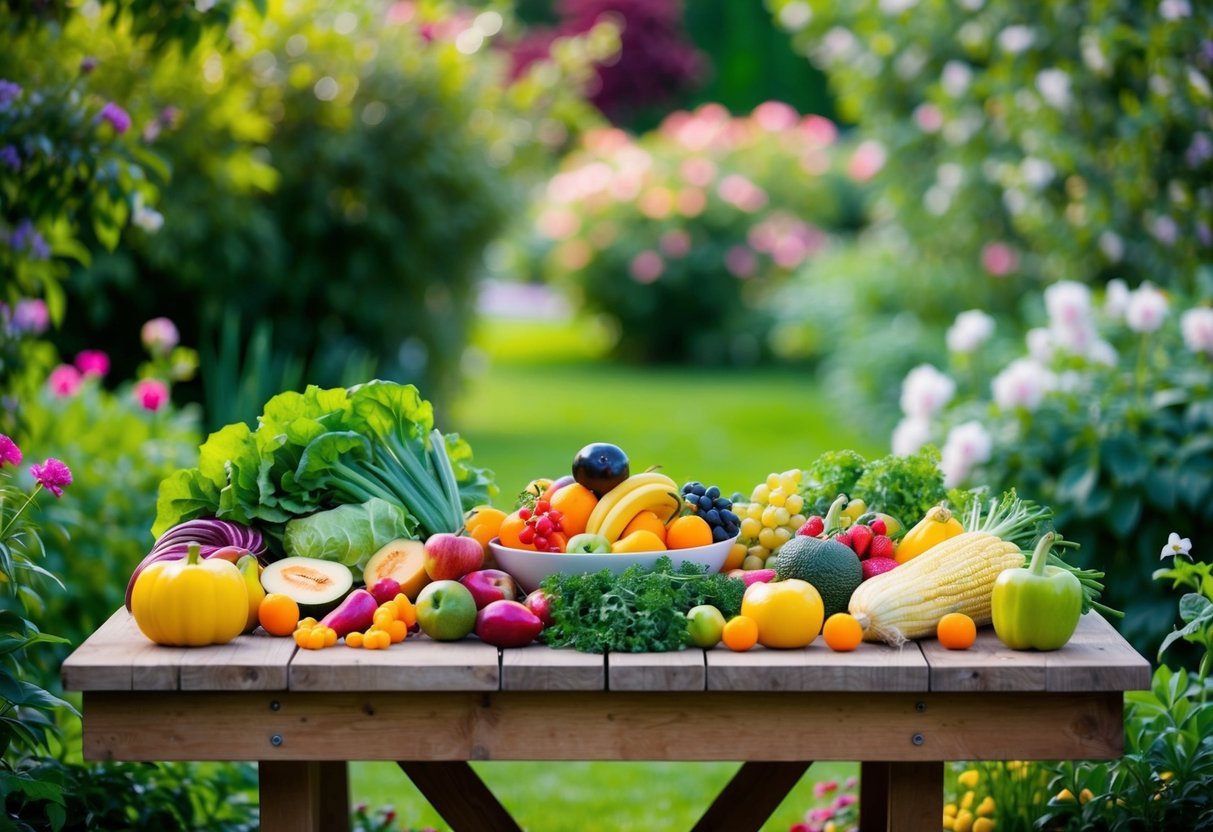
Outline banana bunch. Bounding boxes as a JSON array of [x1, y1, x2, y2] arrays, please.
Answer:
[[585, 473, 682, 543]]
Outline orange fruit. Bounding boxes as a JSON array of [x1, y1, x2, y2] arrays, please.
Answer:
[[465, 506, 507, 553], [666, 515, 713, 550], [497, 510, 535, 550], [822, 613, 863, 652], [611, 530, 667, 553], [722, 615, 759, 651], [937, 612, 977, 650], [622, 510, 667, 544], [549, 483, 598, 537], [258, 593, 300, 637]]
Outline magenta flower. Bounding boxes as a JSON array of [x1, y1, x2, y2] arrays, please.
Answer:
[[135, 378, 170, 411], [48, 364, 83, 397], [981, 242, 1019, 277], [0, 434, 22, 467], [75, 349, 110, 378], [141, 317, 180, 355], [98, 102, 132, 135], [812, 779, 839, 798], [31, 458, 72, 497]]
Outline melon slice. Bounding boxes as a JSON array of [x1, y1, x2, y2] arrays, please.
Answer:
[[362, 539, 429, 600], [260, 557, 353, 618]]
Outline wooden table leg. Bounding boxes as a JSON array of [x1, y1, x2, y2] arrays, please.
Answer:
[[259, 760, 321, 832], [318, 761, 350, 832], [398, 761, 522, 832], [887, 761, 943, 832], [690, 761, 812, 832], [859, 761, 890, 832]]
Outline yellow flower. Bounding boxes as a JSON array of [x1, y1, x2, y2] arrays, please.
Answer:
[[1160, 771, 1174, 782], [943, 817, 955, 831], [953, 810, 974, 832], [1055, 788, 1076, 802], [1079, 788, 1093, 804], [958, 769, 980, 788], [961, 790, 975, 810], [972, 819, 996, 832], [945, 803, 958, 817], [976, 795, 995, 816]]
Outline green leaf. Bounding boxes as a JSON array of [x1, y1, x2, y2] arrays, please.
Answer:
[[1144, 466, 1178, 510], [1178, 592, 1211, 624], [295, 431, 373, 488], [151, 468, 220, 538], [1058, 462, 1098, 506], [1102, 436, 1148, 485], [1107, 490, 1142, 539]]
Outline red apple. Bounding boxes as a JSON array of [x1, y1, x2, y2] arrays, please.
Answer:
[[459, 569, 518, 610], [368, 577, 402, 605], [423, 533, 484, 582], [523, 589, 554, 628], [475, 600, 544, 648]]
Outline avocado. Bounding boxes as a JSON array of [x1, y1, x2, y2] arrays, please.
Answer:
[[772, 536, 863, 618]]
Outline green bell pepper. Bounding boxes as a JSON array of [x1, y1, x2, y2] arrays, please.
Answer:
[[991, 531, 1083, 651]]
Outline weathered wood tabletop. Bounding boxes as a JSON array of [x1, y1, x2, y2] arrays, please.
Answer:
[[63, 609, 1150, 832]]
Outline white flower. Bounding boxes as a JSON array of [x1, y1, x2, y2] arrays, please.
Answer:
[[940, 421, 993, 487], [1026, 327, 1054, 362], [992, 358, 1056, 411], [1152, 215, 1179, 246], [1087, 339, 1118, 367], [1125, 282, 1169, 333], [899, 364, 956, 417], [1181, 307, 1213, 356], [997, 25, 1035, 54], [895, 47, 927, 81], [1160, 0, 1191, 19], [1099, 230, 1124, 263], [1036, 68, 1072, 109], [892, 416, 932, 456], [1051, 321, 1098, 356], [1080, 32, 1109, 75], [1021, 157, 1054, 190], [1104, 278, 1130, 319], [131, 193, 165, 233], [1160, 532, 1192, 560], [1044, 281, 1092, 329], [947, 309, 996, 353], [942, 61, 973, 96], [879, 0, 918, 14]]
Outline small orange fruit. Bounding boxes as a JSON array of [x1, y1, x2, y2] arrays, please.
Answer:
[[549, 483, 598, 537], [611, 529, 666, 553], [666, 515, 713, 550], [822, 613, 863, 652], [258, 593, 300, 637], [497, 510, 534, 550], [622, 510, 667, 544], [465, 506, 507, 554], [722, 615, 759, 651], [937, 612, 977, 650]]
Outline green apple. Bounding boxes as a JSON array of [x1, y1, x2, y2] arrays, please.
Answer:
[[565, 533, 611, 554], [415, 580, 477, 641], [685, 604, 726, 649]]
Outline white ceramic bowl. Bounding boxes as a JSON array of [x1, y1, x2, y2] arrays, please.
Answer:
[[489, 536, 737, 593]]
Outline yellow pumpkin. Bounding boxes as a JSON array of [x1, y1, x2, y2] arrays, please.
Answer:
[[131, 543, 248, 646]]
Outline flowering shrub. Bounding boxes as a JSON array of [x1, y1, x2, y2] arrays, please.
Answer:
[[769, 0, 1213, 294], [535, 101, 867, 363], [789, 776, 857, 832], [895, 282, 1213, 650]]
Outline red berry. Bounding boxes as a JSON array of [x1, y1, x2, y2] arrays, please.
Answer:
[[518, 525, 535, 545], [536, 516, 554, 536], [797, 516, 825, 537], [870, 518, 888, 536], [861, 557, 899, 581], [868, 535, 895, 559], [547, 510, 563, 522], [833, 530, 853, 550], [519, 507, 532, 521], [536, 500, 551, 514], [534, 535, 549, 549], [849, 524, 874, 558]]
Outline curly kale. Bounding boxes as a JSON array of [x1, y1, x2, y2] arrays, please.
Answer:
[[853, 445, 948, 525], [539, 557, 746, 653], [801, 449, 868, 516]]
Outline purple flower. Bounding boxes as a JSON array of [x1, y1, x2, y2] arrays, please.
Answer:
[[31, 458, 72, 498], [98, 102, 132, 135], [141, 317, 179, 354], [134, 378, 170, 411], [48, 364, 83, 397], [80, 57, 98, 74], [0, 80, 21, 109], [11, 299, 49, 335], [0, 434, 22, 467], [75, 349, 110, 378], [10, 220, 50, 261], [0, 145, 19, 172], [833, 793, 857, 809]]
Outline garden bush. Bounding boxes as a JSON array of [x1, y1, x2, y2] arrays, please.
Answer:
[[534, 101, 868, 364], [769, 0, 1213, 294]]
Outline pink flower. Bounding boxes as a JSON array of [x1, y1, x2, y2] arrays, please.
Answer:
[[660, 229, 692, 258], [813, 779, 839, 798], [833, 793, 857, 809], [31, 458, 72, 497], [75, 349, 110, 378], [0, 434, 22, 467], [753, 100, 799, 132], [676, 188, 707, 217], [11, 298, 49, 335], [981, 242, 1019, 277], [141, 317, 180, 355], [718, 175, 768, 212], [135, 378, 171, 411], [1181, 307, 1213, 356], [638, 187, 674, 220], [629, 251, 664, 284], [724, 245, 758, 278], [98, 102, 132, 134], [799, 114, 838, 146], [680, 157, 717, 187], [48, 364, 83, 397], [847, 141, 886, 182], [913, 103, 944, 133]]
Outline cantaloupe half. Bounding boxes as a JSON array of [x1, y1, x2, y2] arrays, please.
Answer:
[[362, 539, 430, 600]]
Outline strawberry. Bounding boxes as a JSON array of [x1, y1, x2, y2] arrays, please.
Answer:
[[861, 557, 899, 581], [849, 524, 874, 558], [868, 535, 895, 560], [870, 518, 887, 536], [833, 530, 854, 550], [797, 516, 825, 537]]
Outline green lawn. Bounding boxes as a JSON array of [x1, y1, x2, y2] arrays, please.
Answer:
[[350, 316, 882, 831]]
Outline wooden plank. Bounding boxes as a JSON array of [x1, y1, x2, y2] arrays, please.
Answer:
[[501, 645, 605, 691], [61, 608, 190, 692], [259, 760, 320, 832], [608, 650, 705, 691], [289, 636, 500, 691], [690, 762, 811, 832], [859, 761, 890, 832], [887, 761, 942, 832], [922, 614, 1151, 693], [81, 690, 1126, 763], [398, 761, 522, 832], [706, 641, 928, 692], [178, 629, 295, 691], [317, 761, 350, 832]]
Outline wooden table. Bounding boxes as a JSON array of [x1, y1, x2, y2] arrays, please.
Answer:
[[62, 609, 1149, 832]]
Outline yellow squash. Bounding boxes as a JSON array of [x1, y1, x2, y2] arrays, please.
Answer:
[[131, 543, 248, 646], [895, 504, 964, 563]]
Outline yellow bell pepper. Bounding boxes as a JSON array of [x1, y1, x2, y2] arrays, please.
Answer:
[[895, 504, 964, 563], [131, 542, 248, 646]]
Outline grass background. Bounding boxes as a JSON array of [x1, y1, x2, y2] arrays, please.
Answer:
[[350, 316, 882, 831]]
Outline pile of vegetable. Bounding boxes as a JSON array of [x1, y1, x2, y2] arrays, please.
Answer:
[[153, 381, 495, 561], [798, 447, 948, 524]]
